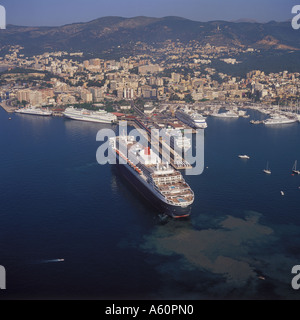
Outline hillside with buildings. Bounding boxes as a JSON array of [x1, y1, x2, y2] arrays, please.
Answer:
[[0, 17, 298, 55], [0, 16, 299, 112]]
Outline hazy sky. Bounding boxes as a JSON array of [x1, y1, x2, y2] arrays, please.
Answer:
[[1, 0, 295, 26]]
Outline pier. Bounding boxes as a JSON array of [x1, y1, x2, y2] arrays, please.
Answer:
[[0, 100, 16, 113], [132, 118, 192, 170]]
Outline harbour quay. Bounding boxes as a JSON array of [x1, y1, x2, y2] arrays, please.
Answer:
[[0, 100, 16, 113]]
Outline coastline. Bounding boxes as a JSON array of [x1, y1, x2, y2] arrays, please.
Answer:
[[0, 100, 16, 113]]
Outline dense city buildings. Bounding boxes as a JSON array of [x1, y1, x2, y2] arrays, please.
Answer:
[[0, 41, 299, 111]]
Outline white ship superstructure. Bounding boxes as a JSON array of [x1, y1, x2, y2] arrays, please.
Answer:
[[109, 135, 194, 218], [63, 106, 117, 124], [15, 106, 52, 116], [211, 110, 239, 118], [175, 109, 207, 129], [263, 114, 298, 125]]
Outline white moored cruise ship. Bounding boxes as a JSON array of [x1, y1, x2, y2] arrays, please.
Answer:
[[175, 109, 207, 129], [263, 114, 298, 125], [109, 135, 194, 218], [15, 106, 52, 116], [63, 106, 117, 124]]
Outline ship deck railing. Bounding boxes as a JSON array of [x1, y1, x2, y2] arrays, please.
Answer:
[[159, 185, 191, 193], [166, 196, 194, 205], [161, 189, 193, 196], [165, 190, 194, 197], [152, 171, 182, 179], [156, 181, 188, 188]]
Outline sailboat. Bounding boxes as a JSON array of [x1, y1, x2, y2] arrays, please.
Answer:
[[263, 162, 271, 174], [292, 160, 300, 175]]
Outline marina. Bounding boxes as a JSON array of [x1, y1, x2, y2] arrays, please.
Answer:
[[2, 98, 300, 128]]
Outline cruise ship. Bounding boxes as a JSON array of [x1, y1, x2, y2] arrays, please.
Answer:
[[109, 135, 195, 218], [15, 106, 52, 116], [175, 109, 207, 129], [161, 128, 191, 152], [63, 106, 117, 124], [263, 115, 298, 125]]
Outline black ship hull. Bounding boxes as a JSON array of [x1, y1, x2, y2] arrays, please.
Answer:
[[115, 162, 192, 218]]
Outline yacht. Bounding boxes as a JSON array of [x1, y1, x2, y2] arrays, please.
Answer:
[[292, 160, 300, 175], [263, 162, 271, 174], [238, 155, 250, 159], [250, 120, 263, 125], [264, 115, 298, 125]]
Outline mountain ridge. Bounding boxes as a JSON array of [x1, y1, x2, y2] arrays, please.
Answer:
[[0, 16, 298, 55]]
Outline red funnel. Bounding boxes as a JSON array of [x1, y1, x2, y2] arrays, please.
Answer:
[[144, 147, 151, 156]]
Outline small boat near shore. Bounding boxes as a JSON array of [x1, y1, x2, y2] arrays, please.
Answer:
[[250, 120, 263, 125]]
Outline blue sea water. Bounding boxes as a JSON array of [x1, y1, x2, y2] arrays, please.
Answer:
[[0, 107, 300, 300]]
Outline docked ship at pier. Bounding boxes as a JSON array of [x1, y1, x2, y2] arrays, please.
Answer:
[[63, 106, 117, 123], [175, 109, 207, 129], [15, 106, 52, 116], [263, 114, 298, 125], [109, 135, 194, 218]]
